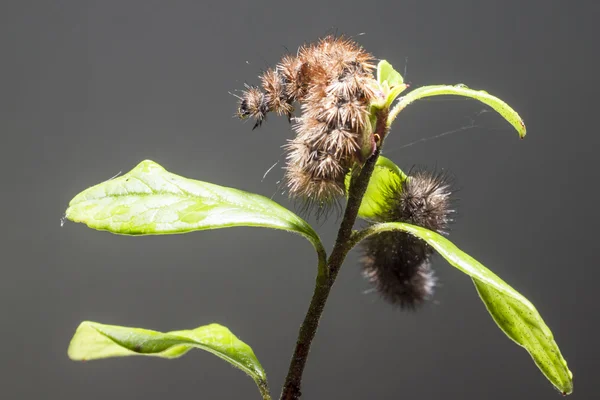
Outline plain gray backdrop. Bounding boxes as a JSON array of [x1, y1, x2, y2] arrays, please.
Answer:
[[1, 1, 598, 399]]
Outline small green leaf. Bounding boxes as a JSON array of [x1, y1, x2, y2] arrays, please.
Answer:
[[66, 160, 325, 264], [377, 60, 404, 88], [376, 60, 409, 108], [388, 84, 526, 138], [355, 222, 572, 394], [346, 156, 407, 221], [69, 321, 271, 399]]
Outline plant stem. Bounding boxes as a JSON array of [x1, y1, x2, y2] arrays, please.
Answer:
[[280, 110, 388, 400], [259, 381, 272, 400]]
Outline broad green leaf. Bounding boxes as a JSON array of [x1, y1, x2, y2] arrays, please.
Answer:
[[345, 156, 407, 221], [356, 222, 572, 394], [68, 321, 271, 399], [66, 160, 325, 262], [388, 84, 526, 138]]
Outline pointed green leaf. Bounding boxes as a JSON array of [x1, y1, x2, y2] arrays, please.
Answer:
[[68, 321, 271, 399], [65, 160, 325, 263], [346, 156, 407, 221], [474, 280, 573, 395], [354, 222, 572, 394], [388, 84, 526, 138]]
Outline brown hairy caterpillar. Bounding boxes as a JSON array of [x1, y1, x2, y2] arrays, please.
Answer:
[[236, 36, 379, 211]]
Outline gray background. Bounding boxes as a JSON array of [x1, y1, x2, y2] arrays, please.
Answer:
[[1, 1, 598, 399]]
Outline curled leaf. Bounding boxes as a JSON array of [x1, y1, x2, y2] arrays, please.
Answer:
[[387, 84, 526, 138], [68, 321, 271, 399], [352, 222, 572, 394]]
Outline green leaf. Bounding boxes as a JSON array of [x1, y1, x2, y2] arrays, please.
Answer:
[[354, 222, 572, 395], [346, 156, 407, 221], [65, 160, 325, 263], [387, 84, 526, 138], [376, 60, 409, 108], [68, 321, 271, 399], [377, 60, 404, 88], [474, 280, 573, 395]]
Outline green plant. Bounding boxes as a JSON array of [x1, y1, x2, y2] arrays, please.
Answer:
[[64, 39, 572, 399]]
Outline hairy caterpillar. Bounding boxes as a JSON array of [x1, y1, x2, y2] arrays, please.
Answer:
[[236, 36, 378, 210]]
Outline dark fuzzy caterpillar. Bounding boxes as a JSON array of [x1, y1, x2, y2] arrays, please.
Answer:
[[361, 169, 455, 309]]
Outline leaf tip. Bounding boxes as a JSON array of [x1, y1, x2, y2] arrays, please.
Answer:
[[561, 382, 573, 396], [67, 347, 79, 361], [519, 118, 527, 139], [135, 159, 165, 173], [64, 206, 75, 221], [561, 369, 574, 395], [67, 321, 96, 361], [376, 60, 390, 83]]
